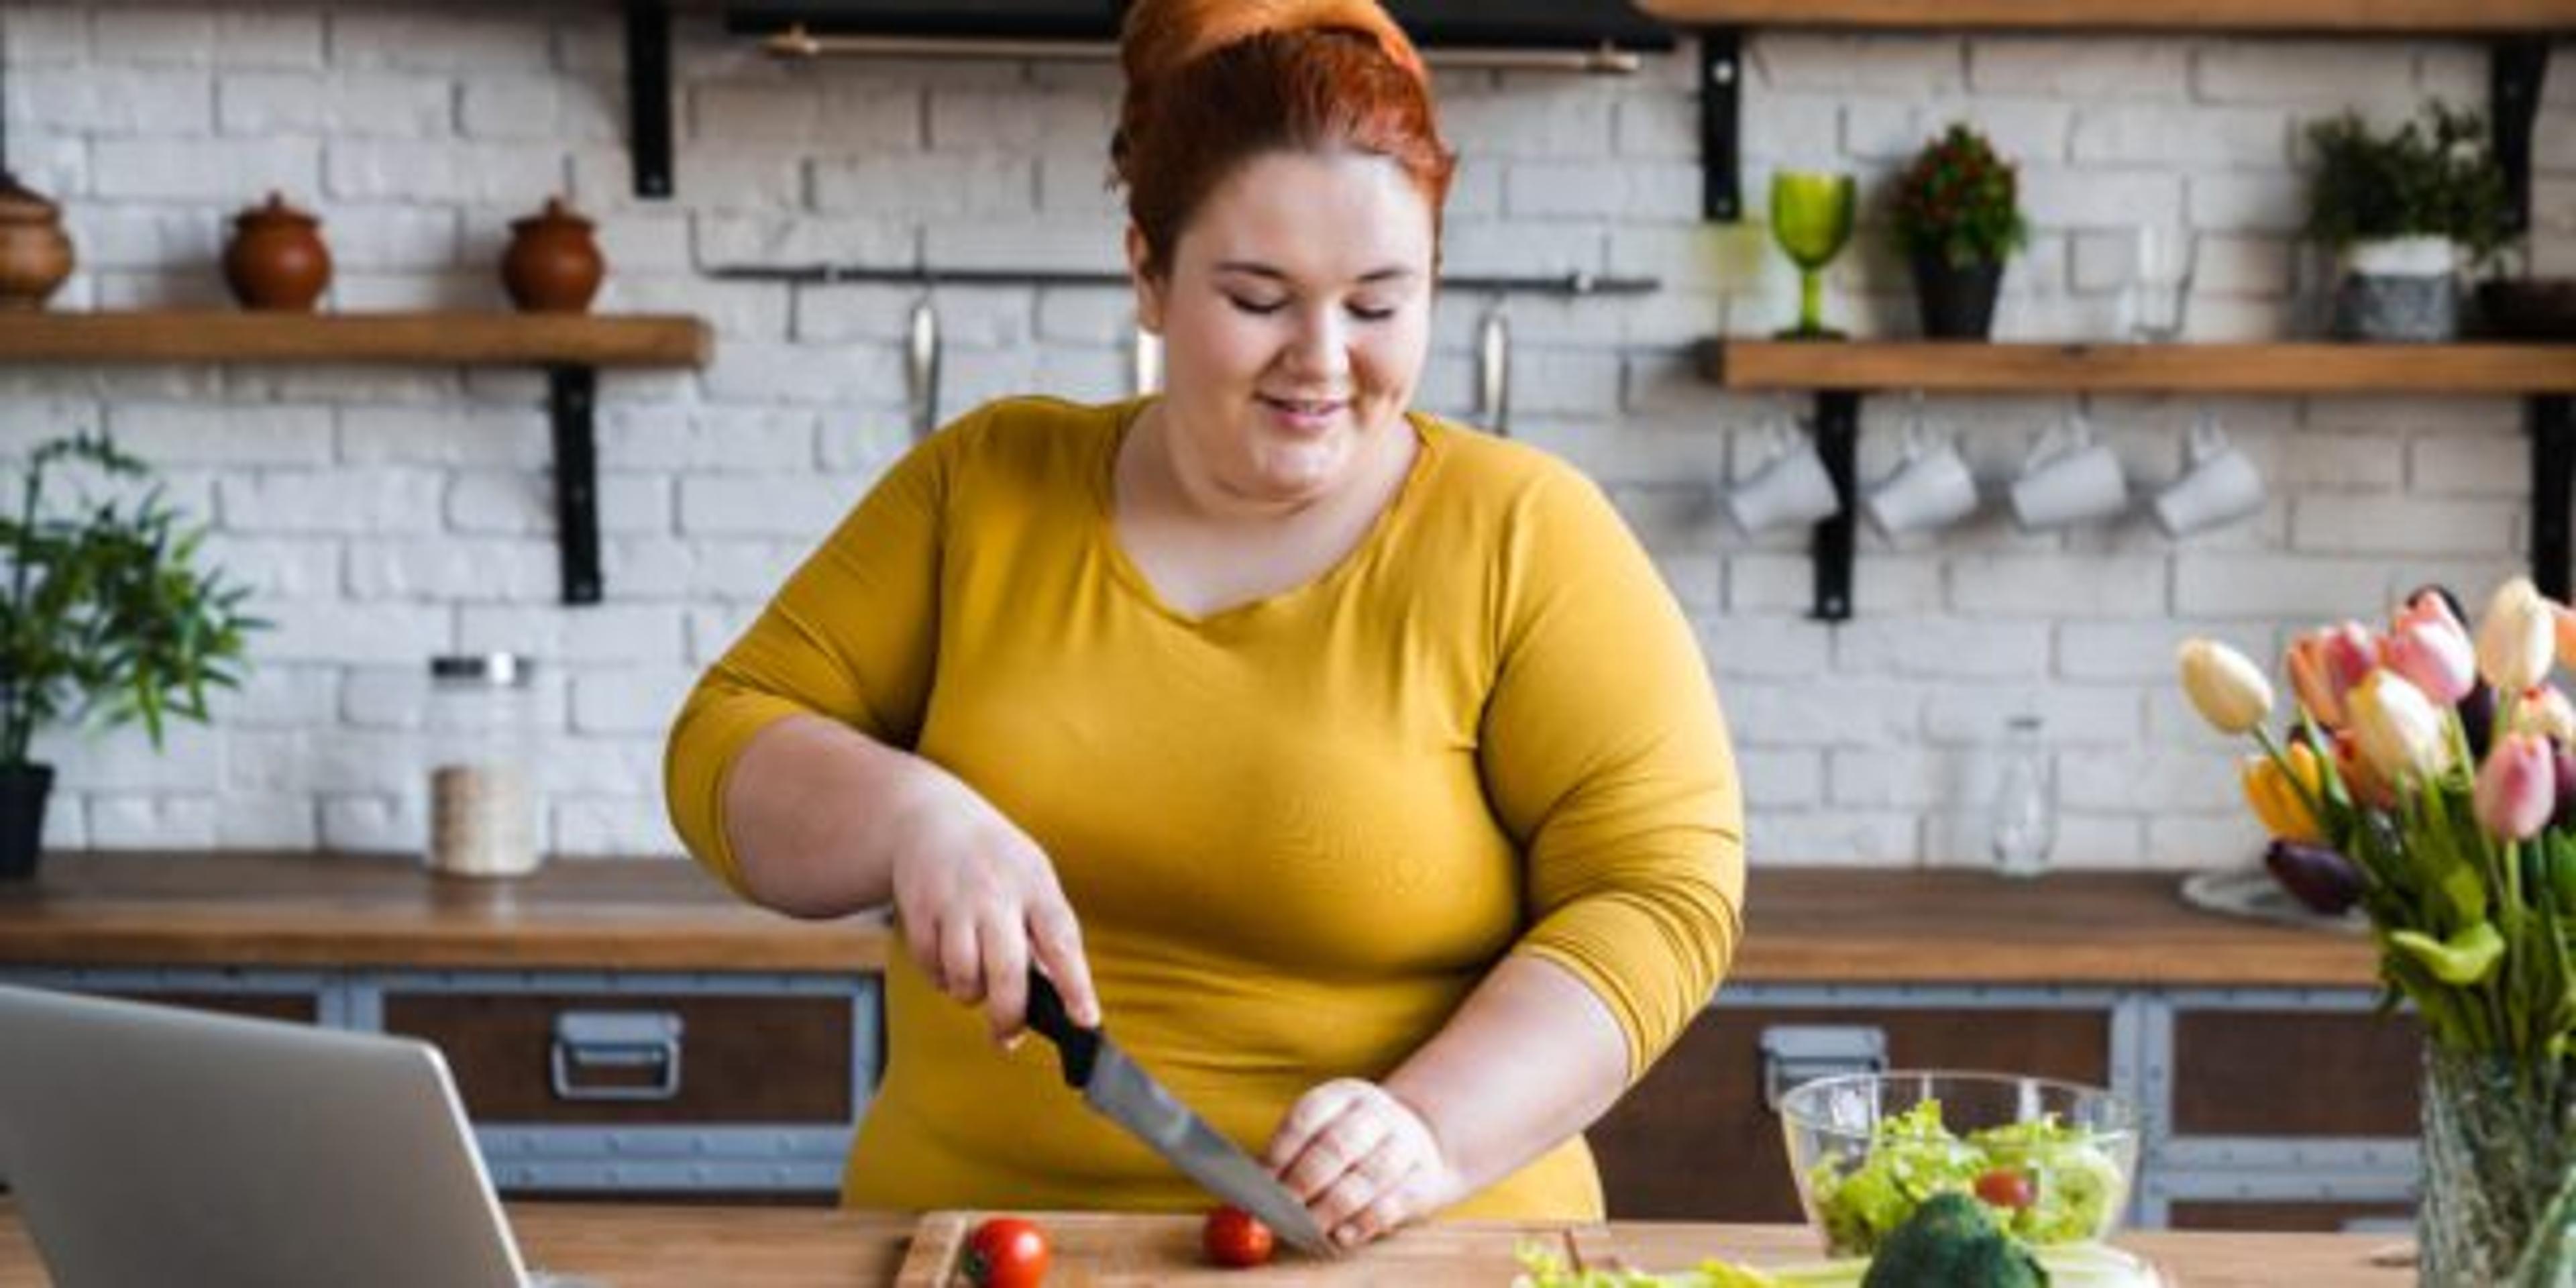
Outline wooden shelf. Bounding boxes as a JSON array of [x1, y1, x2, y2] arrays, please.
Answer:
[[1635, 0, 2576, 33], [1701, 339, 2576, 394], [0, 311, 711, 369], [0, 311, 715, 606]]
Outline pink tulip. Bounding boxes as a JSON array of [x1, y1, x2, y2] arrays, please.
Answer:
[[2287, 622, 2379, 728], [2383, 596, 2478, 704], [2475, 732, 2557, 842]]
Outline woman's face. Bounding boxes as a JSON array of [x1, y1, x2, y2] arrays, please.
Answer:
[[1132, 149, 1435, 508]]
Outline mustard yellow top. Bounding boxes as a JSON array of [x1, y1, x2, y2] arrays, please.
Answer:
[[665, 396, 1744, 1220]]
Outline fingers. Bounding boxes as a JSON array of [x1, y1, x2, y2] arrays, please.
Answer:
[[978, 906, 1032, 1046], [1026, 897, 1099, 1028], [1267, 1081, 1446, 1250], [936, 914, 983, 1004]]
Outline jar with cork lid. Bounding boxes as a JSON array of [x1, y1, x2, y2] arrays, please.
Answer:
[[426, 653, 541, 878]]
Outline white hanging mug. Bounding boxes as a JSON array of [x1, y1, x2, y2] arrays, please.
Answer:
[[2009, 413, 2129, 531], [1726, 417, 1841, 533], [1865, 411, 1979, 537], [2152, 412, 2264, 537]]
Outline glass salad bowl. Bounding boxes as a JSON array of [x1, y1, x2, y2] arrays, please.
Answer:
[[1776, 1069, 2141, 1258]]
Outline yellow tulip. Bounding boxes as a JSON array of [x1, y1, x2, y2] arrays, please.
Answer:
[[2178, 638, 2273, 736], [2241, 749, 2326, 845], [2477, 577, 2556, 697]]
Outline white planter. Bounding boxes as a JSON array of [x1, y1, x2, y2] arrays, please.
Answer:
[[2332, 235, 2461, 342], [2341, 235, 2459, 278]]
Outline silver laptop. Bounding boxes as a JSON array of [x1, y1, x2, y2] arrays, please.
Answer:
[[0, 983, 590, 1288]]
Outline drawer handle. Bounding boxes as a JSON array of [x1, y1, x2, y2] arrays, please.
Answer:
[[1759, 1024, 1888, 1109], [549, 1010, 684, 1102]]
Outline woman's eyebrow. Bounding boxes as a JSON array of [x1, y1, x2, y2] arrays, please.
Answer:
[[1212, 261, 1420, 285]]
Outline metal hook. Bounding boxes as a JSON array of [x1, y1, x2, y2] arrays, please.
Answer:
[[906, 292, 941, 443], [1474, 299, 1511, 437]]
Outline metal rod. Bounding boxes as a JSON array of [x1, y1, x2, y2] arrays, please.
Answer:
[[626, 0, 674, 200], [761, 25, 1643, 74], [706, 264, 1658, 297], [549, 367, 604, 606]]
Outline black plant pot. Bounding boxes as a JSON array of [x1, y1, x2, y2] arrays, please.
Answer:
[[1911, 250, 2006, 340], [0, 762, 54, 881]]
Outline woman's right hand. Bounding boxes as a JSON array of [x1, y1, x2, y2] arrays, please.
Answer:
[[884, 764, 1102, 1046]]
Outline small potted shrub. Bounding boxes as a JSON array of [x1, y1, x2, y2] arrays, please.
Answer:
[[0, 434, 264, 879], [1889, 123, 2031, 340], [2304, 101, 2511, 342]]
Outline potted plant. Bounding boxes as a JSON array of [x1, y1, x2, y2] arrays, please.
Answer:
[[1888, 123, 2030, 340], [0, 433, 264, 879], [2304, 101, 2512, 343]]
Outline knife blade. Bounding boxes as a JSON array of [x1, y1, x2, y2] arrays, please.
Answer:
[[1022, 970, 1338, 1257]]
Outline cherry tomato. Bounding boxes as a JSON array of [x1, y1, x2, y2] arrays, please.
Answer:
[[963, 1216, 1050, 1288], [1974, 1167, 2035, 1211], [1201, 1204, 1276, 1269]]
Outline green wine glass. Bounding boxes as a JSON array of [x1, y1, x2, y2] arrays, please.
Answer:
[[1770, 170, 1857, 340]]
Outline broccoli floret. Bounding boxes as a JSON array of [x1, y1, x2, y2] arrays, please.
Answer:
[[1858, 1193, 2049, 1288]]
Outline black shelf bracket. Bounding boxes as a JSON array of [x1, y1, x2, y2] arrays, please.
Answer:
[[2533, 394, 2575, 602], [627, 0, 674, 200], [1810, 390, 1860, 622], [2493, 39, 2552, 238], [549, 367, 604, 606], [1698, 29, 1744, 222]]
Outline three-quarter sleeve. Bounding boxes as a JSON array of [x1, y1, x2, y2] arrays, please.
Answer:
[[662, 416, 963, 895], [1479, 468, 1747, 1082]]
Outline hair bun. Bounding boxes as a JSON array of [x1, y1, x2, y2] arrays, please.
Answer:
[[1120, 0, 1426, 95]]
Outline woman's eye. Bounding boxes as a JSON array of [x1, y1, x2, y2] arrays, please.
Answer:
[[1348, 303, 1397, 322], [1227, 295, 1288, 316]]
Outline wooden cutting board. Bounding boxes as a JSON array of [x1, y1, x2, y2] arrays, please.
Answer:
[[894, 1212, 1585, 1286]]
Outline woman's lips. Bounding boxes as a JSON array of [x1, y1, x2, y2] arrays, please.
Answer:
[[1258, 394, 1348, 433]]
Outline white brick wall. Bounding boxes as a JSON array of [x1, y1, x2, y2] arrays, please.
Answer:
[[3, 3, 2567, 869]]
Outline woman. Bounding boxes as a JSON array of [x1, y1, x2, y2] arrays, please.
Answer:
[[664, 0, 1743, 1248]]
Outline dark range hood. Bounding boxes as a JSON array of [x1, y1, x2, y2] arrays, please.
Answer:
[[722, 1, 1674, 53]]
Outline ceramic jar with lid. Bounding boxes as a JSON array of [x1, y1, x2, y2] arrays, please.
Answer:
[[223, 192, 331, 312], [502, 197, 606, 313], [0, 173, 74, 311]]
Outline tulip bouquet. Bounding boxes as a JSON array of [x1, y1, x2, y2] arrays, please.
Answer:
[[2178, 578, 2576, 1285]]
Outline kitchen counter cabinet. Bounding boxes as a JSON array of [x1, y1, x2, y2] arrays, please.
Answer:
[[0, 853, 2414, 1221]]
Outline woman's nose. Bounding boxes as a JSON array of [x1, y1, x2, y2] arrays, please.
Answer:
[[1281, 307, 1351, 380]]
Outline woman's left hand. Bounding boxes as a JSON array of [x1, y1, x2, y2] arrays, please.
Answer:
[[1262, 1078, 1464, 1248]]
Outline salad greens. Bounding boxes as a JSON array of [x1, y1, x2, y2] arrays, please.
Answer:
[[1807, 1100, 2127, 1256], [1511, 1237, 2164, 1288]]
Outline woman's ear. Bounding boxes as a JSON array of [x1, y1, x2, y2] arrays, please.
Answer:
[[1126, 225, 1166, 335]]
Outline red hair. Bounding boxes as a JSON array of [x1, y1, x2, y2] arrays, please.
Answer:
[[1115, 0, 1456, 278]]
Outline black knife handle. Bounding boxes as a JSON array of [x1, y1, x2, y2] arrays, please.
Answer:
[[1023, 969, 1099, 1088]]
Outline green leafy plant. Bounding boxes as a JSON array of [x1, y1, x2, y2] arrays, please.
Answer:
[[2304, 101, 2512, 260], [0, 433, 265, 767], [1888, 123, 2031, 270]]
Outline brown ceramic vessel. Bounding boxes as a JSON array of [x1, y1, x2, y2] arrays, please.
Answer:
[[502, 198, 605, 314], [223, 192, 331, 312], [0, 173, 74, 311]]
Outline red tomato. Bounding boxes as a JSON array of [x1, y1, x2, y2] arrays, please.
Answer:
[[1201, 1205, 1276, 1269], [963, 1216, 1050, 1288], [1974, 1168, 2035, 1211]]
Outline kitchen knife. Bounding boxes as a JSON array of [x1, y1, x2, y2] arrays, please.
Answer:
[[1022, 970, 1338, 1256]]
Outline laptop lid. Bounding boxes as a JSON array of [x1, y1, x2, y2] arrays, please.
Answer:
[[0, 984, 531, 1288]]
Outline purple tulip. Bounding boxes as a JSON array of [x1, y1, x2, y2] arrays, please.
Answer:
[[2264, 838, 2364, 915]]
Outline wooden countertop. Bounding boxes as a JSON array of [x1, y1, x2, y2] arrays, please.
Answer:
[[0, 852, 2377, 986], [0, 1204, 2408, 1287]]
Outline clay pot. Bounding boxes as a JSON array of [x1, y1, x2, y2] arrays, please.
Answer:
[[223, 192, 331, 312], [0, 173, 74, 311], [502, 198, 605, 313]]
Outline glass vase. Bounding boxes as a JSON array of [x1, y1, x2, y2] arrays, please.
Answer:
[[2419, 1045, 2576, 1286]]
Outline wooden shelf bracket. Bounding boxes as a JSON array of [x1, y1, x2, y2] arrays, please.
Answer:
[[1810, 391, 1860, 621], [1698, 30, 1745, 221], [549, 368, 604, 606], [2535, 395, 2576, 602], [627, 0, 674, 200], [2494, 38, 2553, 237]]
